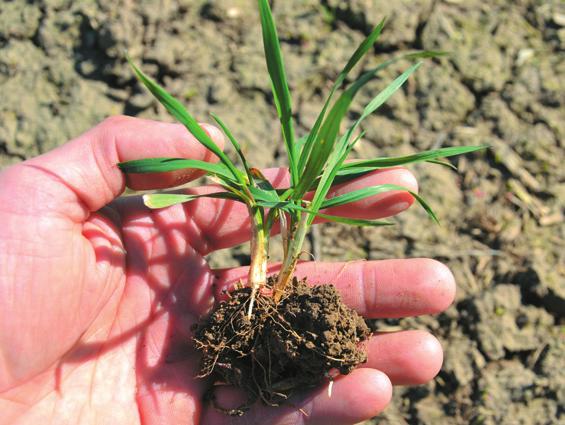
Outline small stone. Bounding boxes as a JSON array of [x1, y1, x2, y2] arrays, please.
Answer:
[[553, 12, 565, 27], [128, 92, 154, 110]]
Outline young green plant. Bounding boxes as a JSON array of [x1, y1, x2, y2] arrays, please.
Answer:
[[119, 0, 485, 317]]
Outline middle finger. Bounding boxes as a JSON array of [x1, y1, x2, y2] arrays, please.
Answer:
[[215, 258, 456, 319]]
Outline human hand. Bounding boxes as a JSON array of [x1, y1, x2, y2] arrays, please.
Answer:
[[0, 116, 454, 424]]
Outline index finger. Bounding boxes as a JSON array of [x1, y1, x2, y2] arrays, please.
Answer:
[[9, 116, 224, 219]]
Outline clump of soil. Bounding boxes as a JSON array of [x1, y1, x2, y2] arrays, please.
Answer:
[[193, 277, 370, 415]]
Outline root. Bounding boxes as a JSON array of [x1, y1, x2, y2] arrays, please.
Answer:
[[193, 277, 370, 411], [246, 287, 257, 319]]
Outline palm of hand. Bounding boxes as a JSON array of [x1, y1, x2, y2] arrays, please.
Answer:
[[0, 172, 221, 424], [0, 117, 453, 425]]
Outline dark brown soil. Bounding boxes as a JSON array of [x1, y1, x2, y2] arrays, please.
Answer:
[[193, 277, 370, 415]]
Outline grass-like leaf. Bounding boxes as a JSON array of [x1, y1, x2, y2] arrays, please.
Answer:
[[257, 0, 297, 181], [426, 159, 458, 170], [255, 200, 393, 227], [118, 157, 234, 180], [336, 18, 386, 87], [298, 19, 386, 174], [254, 169, 279, 196], [404, 50, 449, 59], [341, 145, 487, 171], [143, 192, 241, 209], [303, 63, 423, 204], [210, 113, 254, 183], [296, 135, 308, 151], [321, 184, 439, 223], [276, 145, 487, 193], [294, 95, 350, 198], [306, 130, 364, 225], [315, 213, 394, 227], [297, 48, 441, 175], [249, 176, 280, 203], [126, 56, 243, 183], [295, 63, 421, 201], [355, 62, 421, 126], [293, 70, 374, 199]]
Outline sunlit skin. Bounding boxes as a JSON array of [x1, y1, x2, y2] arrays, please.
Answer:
[[0, 116, 454, 424]]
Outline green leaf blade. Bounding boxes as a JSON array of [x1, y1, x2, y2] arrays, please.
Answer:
[[321, 184, 439, 224], [315, 213, 394, 227], [249, 184, 280, 203], [426, 159, 458, 170], [404, 50, 449, 59], [336, 18, 386, 87], [341, 145, 488, 171], [306, 131, 364, 225], [254, 199, 393, 227], [359, 62, 421, 123], [126, 56, 243, 182], [143, 192, 241, 209], [143, 194, 196, 209], [257, 0, 297, 182], [210, 113, 254, 183], [295, 63, 421, 201], [118, 157, 233, 178], [298, 19, 386, 173]]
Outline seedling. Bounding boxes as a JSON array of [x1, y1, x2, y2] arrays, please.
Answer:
[[119, 0, 485, 414]]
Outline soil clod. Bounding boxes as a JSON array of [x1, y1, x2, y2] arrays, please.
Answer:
[[193, 277, 370, 414]]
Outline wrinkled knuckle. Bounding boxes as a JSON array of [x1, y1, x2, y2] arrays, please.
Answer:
[[101, 114, 130, 129], [361, 261, 378, 315]]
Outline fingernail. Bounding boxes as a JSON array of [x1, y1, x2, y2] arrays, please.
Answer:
[[200, 123, 225, 148], [390, 201, 410, 214]]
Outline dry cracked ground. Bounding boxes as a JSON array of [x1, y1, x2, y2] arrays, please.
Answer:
[[0, 0, 563, 424]]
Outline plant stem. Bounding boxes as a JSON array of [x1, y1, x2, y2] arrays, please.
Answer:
[[247, 205, 268, 318], [279, 211, 289, 259], [273, 211, 309, 302]]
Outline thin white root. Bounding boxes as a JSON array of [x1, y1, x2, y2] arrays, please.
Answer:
[[246, 288, 257, 319], [325, 370, 336, 398]]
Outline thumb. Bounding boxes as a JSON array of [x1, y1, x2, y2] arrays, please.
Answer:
[[0, 115, 224, 220]]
